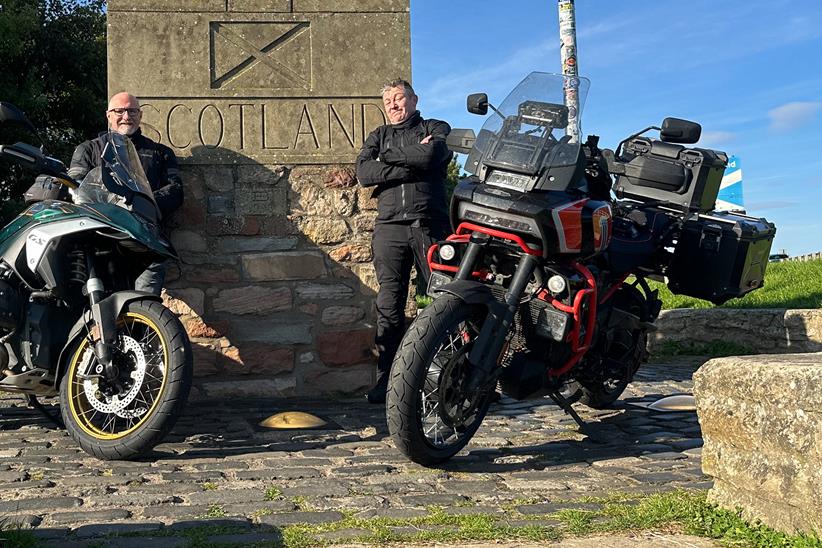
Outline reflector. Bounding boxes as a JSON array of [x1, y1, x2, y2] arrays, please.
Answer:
[[259, 411, 328, 429]]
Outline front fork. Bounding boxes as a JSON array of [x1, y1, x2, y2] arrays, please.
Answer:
[[85, 255, 119, 382], [455, 235, 539, 392]]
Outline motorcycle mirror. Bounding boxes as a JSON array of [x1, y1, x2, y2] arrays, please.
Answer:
[[0, 102, 41, 141], [446, 129, 476, 154], [467, 93, 489, 115], [660, 117, 701, 144]]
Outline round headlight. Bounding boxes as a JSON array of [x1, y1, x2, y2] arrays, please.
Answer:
[[547, 274, 566, 294], [439, 244, 456, 261]]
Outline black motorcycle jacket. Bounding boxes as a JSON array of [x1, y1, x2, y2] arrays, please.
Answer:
[[356, 111, 452, 224], [68, 129, 183, 219]]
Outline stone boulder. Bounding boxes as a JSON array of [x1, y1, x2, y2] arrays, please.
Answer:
[[693, 353, 822, 534], [652, 309, 822, 354]]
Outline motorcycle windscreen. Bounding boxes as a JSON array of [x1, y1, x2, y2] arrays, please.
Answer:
[[101, 133, 161, 224], [466, 72, 589, 176]]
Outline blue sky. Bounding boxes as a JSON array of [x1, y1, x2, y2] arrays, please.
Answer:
[[410, 0, 822, 256]]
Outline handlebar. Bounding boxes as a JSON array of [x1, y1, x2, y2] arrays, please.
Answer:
[[0, 142, 78, 188]]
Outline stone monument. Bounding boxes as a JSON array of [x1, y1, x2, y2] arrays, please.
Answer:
[[107, 0, 411, 398]]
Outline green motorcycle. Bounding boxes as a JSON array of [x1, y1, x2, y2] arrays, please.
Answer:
[[0, 102, 192, 460]]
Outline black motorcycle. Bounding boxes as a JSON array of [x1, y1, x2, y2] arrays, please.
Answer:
[[386, 72, 775, 465]]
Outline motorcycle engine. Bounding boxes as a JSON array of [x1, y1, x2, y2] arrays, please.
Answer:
[[0, 279, 21, 331]]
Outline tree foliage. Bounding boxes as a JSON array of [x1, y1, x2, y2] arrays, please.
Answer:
[[445, 156, 462, 201], [0, 0, 106, 223]]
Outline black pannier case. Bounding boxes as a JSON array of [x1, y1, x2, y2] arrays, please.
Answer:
[[667, 211, 776, 304], [615, 137, 727, 213]]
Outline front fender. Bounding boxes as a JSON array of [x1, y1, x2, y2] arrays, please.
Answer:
[[53, 291, 162, 388], [435, 280, 500, 308]]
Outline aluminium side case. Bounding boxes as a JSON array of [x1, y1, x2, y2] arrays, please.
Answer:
[[666, 211, 776, 304]]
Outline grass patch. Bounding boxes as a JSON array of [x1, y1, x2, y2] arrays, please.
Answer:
[[201, 481, 218, 491], [5, 490, 820, 547], [203, 504, 226, 518], [27, 469, 44, 481], [654, 258, 822, 310], [265, 486, 283, 501], [0, 528, 38, 548]]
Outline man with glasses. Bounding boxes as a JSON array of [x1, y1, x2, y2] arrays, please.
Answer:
[[68, 92, 184, 295], [356, 79, 452, 404]]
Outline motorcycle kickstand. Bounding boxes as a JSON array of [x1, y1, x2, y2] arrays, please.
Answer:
[[26, 394, 65, 429], [547, 390, 595, 439]]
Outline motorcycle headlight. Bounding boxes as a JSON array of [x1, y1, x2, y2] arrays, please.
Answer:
[[439, 244, 456, 261], [457, 202, 538, 235]]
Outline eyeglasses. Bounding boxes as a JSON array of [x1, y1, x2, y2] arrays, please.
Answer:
[[108, 108, 141, 117]]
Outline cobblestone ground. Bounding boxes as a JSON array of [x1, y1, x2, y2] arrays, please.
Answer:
[[0, 358, 716, 547]]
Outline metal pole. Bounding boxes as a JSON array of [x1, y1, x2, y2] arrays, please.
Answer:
[[557, 0, 580, 142]]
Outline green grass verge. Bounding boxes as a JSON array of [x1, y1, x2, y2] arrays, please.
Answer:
[[652, 259, 822, 310], [418, 259, 822, 311], [651, 339, 757, 358], [6, 490, 812, 548]]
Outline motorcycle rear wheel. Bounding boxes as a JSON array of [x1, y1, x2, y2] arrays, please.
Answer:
[[387, 294, 494, 466], [579, 285, 648, 409], [59, 299, 192, 460]]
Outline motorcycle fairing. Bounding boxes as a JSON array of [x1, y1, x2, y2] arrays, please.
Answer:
[[0, 200, 175, 282]]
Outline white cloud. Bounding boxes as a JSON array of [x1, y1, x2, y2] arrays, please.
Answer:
[[698, 131, 736, 147], [746, 200, 798, 211], [768, 102, 822, 132]]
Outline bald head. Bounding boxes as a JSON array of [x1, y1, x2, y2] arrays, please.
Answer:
[[106, 92, 142, 136]]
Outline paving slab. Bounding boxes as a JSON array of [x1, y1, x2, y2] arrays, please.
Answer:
[[0, 360, 719, 546]]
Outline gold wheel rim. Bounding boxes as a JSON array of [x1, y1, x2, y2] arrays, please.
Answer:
[[67, 311, 169, 440]]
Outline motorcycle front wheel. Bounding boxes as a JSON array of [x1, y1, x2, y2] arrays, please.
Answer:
[[387, 294, 494, 466], [59, 299, 192, 460]]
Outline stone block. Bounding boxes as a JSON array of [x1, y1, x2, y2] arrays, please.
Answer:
[[173, 195, 206, 227], [163, 288, 205, 317], [297, 216, 350, 245], [231, 318, 312, 344], [237, 164, 288, 186], [108, 7, 408, 164], [242, 251, 327, 281], [191, 342, 219, 377], [316, 327, 374, 367], [236, 185, 287, 216], [213, 286, 292, 314], [219, 344, 295, 375], [170, 229, 208, 252], [294, 0, 407, 12], [205, 215, 261, 236], [328, 242, 372, 263], [202, 377, 297, 398], [301, 363, 373, 395], [356, 187, 378, 211], [207, 194, 234, 215], [216, 236, 297, 253], [290, 174, 337, 217], [184, 317, 230, 339], [329, 188, 358, 217], [694, 353, 822, 534], [295, 282, 355, 300], [321, 306, 365, 326], [350, 263, 378, 294], [652, 309, 822, 354], [185, 265, 241, 284], [199, 165, 236, 192]]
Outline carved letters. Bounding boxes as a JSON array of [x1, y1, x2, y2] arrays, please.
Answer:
[[140, 99, 386, 163]]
